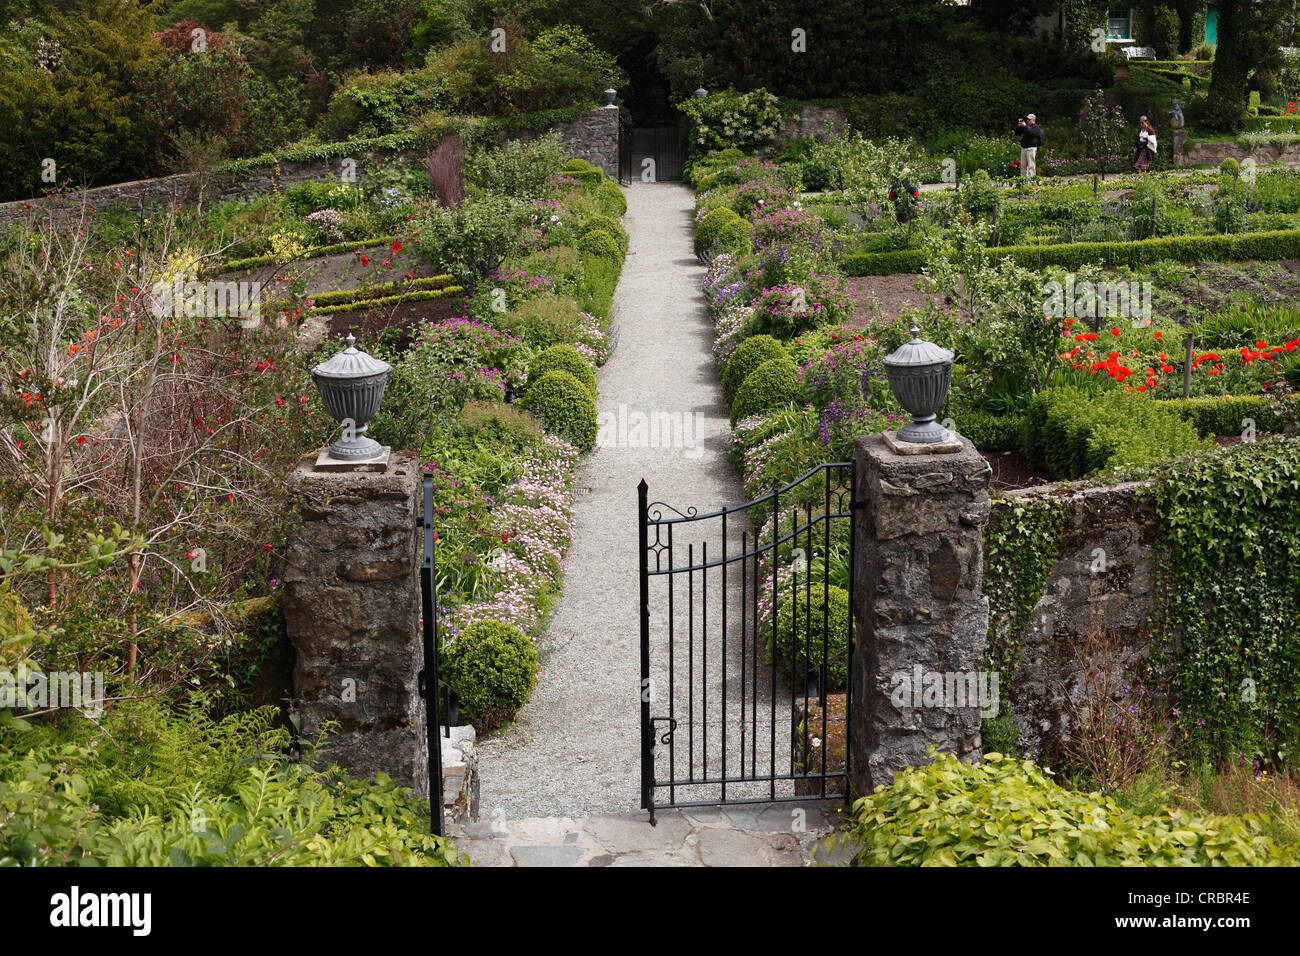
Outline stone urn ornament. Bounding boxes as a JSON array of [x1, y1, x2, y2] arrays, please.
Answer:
[[881, 325, 960, 453], [603, 88, 617, 107], [310, 333, 393, 466]]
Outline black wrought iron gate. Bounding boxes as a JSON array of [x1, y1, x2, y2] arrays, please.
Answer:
[[619, 124, 686, 185], [419, 474, 459, 837], [638, 463, 857, 822]]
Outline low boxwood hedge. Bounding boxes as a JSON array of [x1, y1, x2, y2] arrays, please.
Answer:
[[263, 274, 454, 316], [1160, 395, 1287, 437], [842, 229, 1300, 276], [207, 235, 401, 277]]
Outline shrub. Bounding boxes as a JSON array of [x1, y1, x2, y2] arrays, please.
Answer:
[[722, 335, 789, 402], [582, 214, 627, 253], [578, 229, 622, 261], [1022, 388, 1204, 479], [1220, 157, 1241, 179], [833, 752, 1298, 866], [696, 207, 744, 258], [731, 357, 803, 425], [458, 399, 544, 447], [565, 166, 604, 190], [440, 620, 538, 731], [956, 409, 1024, 453], [678, 88, 784, 156], [843, 229, 1300, 276], [530, 345, 596, 396], [596, 180, 627, 217], [465, 133, 564, 200], [523, 370, 599, 450], [495, 296, 586, 350], [410, 193, 518, 286], [769, 584, 850, 691], [1162, 395, 1287, 437]]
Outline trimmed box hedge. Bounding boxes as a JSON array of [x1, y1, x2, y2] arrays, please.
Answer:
[[1160, 394, 1287, 437], [263, 274, 455, 317], [208, 235, 401, 276], [1243, 115, 1300, 133], [842, 229, 1300, 276]]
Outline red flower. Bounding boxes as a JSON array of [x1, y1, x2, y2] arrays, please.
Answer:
[[1111, 328, 1121, 337], [1154, 331, 1163, 341], [391, 240, 402, 253], [1191, 352, 1220, 369]]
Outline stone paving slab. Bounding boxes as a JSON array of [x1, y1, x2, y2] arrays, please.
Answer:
[[448, 802, 856, 867]]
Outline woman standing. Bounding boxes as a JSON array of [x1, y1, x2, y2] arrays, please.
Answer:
[[1132, 117, 1157, 172]]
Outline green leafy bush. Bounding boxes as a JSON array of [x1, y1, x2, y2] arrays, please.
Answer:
[[495, 296, 586, 350], [410, 193, 518, 286], [833, 751, 1298, 866], [731, 357, 804, 425], [596, 180, 627, 217], [578, 229, 622, 261], [458, 399, 543, 446], [679, 88, 784, 156], [1164, 395, 1287, 437], [770, 584, 850, 691], [581, 214, 627, 253], [957, 409, 1025, 453], [1022, 388, 1203, 479], [523, 370, 599, 450], [530, 345, 596, 396], [722, 335, 790, 403], [465, 133, 564, 200], [441, 620, 539, 731], [695, 207, 742, 257]]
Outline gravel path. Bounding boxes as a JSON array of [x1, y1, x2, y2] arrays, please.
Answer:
[[476, 182, 758, 819]]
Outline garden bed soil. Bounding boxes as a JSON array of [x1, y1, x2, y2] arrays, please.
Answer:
[[847, 274, 940, 324], [982, 450, 1050, 491], [299, 294, 462, 354]]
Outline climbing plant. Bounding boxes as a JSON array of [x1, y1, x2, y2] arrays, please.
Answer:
[[982, 497, 1069, 692], [1149, 437, 1300, 768]]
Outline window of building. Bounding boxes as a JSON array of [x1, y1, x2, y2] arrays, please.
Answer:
[[1107, 8, 1133, 40]]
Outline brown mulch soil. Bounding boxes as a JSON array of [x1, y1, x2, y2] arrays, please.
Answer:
[[847, 274, 944, 325], [983, 450, 1051, 492]]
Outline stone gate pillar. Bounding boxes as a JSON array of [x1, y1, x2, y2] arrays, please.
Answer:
[[850, 433, 992, 796], [280, 453, 429, 798]]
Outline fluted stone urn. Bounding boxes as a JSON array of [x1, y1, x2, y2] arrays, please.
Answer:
[[603, 88, 618, 107], [881, 325, 956, 448], [310, 333, 392, 463]]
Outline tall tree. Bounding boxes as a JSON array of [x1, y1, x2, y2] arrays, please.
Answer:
[[1204, 0, 1293, 130]]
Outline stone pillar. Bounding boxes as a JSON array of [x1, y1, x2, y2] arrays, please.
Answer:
[[850, 433, 992, 796], [281, 453, 428, 798], [1172, 129, 1189, 167]]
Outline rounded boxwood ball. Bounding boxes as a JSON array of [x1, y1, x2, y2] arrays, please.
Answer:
[[731, 357, 802, 425], [583, 213, 626, 252], [769, 584, 851, 691], [531, 344, 596, 396], [524, 369, 599, 450], [722, 334, 789, 403], [578, 229, 622, 261], [441, 620, 539, 731], [694, 207, 742, 258]]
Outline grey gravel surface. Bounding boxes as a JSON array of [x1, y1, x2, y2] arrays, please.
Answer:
[[477, 182, 800, 820]]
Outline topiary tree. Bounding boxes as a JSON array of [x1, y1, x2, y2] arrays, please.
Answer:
[[769, 584, 851, 691], [731, 357, 803, 425], [721, 334, 789, 402], [523, 369, 599, 449], [530, 344, 596, 396], [440, 619, 539, 731]]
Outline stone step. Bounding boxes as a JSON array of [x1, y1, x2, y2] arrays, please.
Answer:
[[448, 802, 857, 867]]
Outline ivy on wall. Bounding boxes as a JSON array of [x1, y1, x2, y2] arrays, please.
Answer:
[[1149, 437, 1300, 767], [982, 495, 1069, 739]]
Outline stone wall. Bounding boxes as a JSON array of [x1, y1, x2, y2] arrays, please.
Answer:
[[774, 104, 849, 147], [1178, 137, 1300, 168], [989, 481, 1166, 763], [0, 107, 620, 230]]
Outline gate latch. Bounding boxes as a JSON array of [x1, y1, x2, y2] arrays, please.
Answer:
[[650, 716, 677, 746]]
